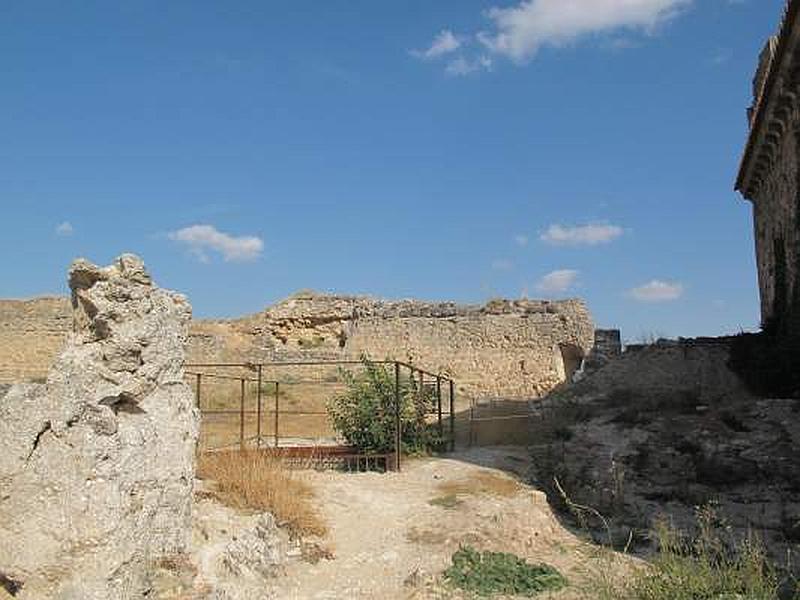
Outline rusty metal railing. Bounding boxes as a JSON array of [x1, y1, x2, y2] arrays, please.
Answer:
[[186, 359, 457, 471]]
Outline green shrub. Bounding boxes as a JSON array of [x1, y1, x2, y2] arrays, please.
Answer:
[[444, 546, 567, 597], [326, 360, 442, 454]]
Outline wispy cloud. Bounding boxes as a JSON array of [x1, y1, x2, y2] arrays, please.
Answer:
[[55, 221, 74, 236], [168, 224, 263, 262], [446, 54, 493, 76], [412, 29, 462, 60], [535, 269, 579, 294], [417, 0, 692, 74], [707, 48, 732, 66], [629, 280, 684, 302], [478, 0, 692, 63], [514, 234, 529, 247], [540, 223, 623, 246]]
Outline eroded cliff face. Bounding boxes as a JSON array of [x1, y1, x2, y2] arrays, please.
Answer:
[[0, 291, 594, 399], [0, 255, 199, 599]]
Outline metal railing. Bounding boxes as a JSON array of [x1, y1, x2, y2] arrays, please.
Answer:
[[186, 359, 456, 471]]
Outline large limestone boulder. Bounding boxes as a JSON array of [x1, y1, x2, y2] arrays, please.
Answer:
[[0, 254, 199, 599]]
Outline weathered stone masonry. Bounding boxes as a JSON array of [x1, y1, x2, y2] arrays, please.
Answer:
[[737, 0, 800, 336], [0, 291, 595, 398]]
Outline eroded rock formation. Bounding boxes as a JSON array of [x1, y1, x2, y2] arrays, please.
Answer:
[[0, 255, 199, 599]]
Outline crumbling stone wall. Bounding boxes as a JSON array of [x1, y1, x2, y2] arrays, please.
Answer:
[[0, 255, 199, 599], [0, 297, 71, 383], [0, 291, 594, 398], [188, 293, 595, 398]]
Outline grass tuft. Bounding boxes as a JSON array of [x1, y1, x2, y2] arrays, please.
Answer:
[[590, 507, 794, 600], [197, 449, 327, 538]]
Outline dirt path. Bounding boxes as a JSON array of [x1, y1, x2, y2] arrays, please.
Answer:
[[274, 447, 630, 599]]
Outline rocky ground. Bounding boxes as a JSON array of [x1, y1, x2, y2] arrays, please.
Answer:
[[528, 340, 800, 567], [270, 448, 632, 600]]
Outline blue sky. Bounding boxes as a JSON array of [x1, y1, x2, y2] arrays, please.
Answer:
[[0, 0, 783, 340]]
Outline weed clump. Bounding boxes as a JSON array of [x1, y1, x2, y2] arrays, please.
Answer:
[[592, 507, 794, 600], [444, 546, 567, 597], [197, 450, 327, 537]]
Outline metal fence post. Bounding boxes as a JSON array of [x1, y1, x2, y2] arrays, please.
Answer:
[[239, 378, 245, 449], [450, 379, 456, 451], [394, 361, 402, 471], [418, 370, 424, 426], [274, 381, 280, 448], [256, 365, 263, 449], [436, 376, 443, 440], [195, 373, 202, 409]]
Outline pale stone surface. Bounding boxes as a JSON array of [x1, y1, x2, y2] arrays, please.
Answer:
[[0, 254, 199, 599], [0, 291, 595, 398], [185, 497, 289, 599]]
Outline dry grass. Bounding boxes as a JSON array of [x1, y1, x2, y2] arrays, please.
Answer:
[[197, 450, 327, 538], [437, 470, 521, 499]]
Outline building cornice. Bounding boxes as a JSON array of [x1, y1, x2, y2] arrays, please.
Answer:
[[736, 0, 800, 201]]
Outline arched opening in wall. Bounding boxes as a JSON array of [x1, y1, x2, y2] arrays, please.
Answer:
[[554, 343, 584, 383]]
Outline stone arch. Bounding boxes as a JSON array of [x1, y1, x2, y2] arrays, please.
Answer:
[[553, 343, 584, 382]]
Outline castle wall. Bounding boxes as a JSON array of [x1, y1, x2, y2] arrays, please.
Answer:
[[0, 298, 72, 383], [737, 10, 800, 336], [750, 121, 800, 334], [0, 293, 595, 398]]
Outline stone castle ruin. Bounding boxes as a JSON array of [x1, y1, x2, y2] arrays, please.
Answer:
[[736, 0, 800, 337], [0, 255, 199, 599], [1, 291, 595, 399]]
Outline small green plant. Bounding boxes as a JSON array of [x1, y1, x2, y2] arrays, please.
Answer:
[[444, 546, 567, 597], [326, 359, 443, 454]]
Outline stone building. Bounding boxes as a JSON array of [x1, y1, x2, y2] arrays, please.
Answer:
[[736, 0, 800, 336]]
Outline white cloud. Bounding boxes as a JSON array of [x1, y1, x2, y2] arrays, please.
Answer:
[[540, 223, 623, 246], [535, 269, 579, 294], [514, 234, 529, 247], [629, 280, 683, 302], [55, 221, 74, 236], [478, 0, 692, 63], [445, 54, 493, 76], [168, 224, 263, 262], [413, 29, 462, 59]]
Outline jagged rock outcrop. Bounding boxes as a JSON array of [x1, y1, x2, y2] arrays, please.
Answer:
[[0, 254, 199, 599]]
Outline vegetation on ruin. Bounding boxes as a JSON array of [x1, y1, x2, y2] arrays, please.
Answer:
[[443, 546, 567, 597], [197, 450, 327, 537], [591, 507, 795, 600], [326, 359, 444, 454]]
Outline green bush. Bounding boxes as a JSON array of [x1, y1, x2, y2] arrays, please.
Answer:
[[444, 546, 567, 597], [326, 360, 442, 454]]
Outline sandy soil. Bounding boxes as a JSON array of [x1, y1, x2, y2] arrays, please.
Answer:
[[273, 447, 631, 600]]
